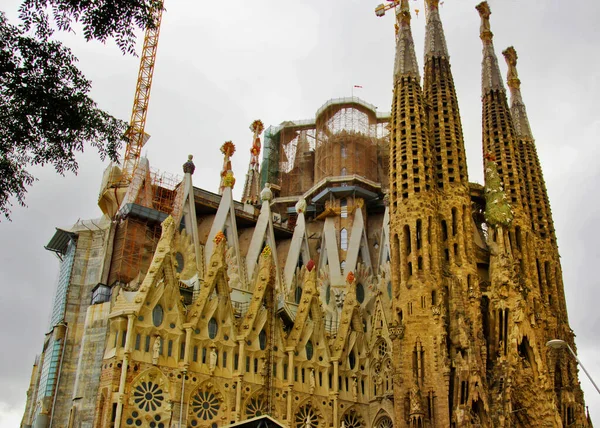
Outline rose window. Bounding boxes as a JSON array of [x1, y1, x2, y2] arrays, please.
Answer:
[[377, 416, 394, 428], [245, 396, 268, 419], [342, 410, 364, 428], [133, 381, 165, 412], [190, 389, 221, 424], [295, 404, 319, 428]]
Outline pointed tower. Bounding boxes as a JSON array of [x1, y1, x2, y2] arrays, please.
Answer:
[[476, 2, 528, 222], [388, 1, 448, 426], [503, 47, 586, 423], [423, 1, 489, 424], [502, 47, 555, 242], [242, 120, 265, 205]]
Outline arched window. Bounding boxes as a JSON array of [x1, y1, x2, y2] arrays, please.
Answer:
[[259, 329, 267, 350], [341, 228, 348, 251], [208, 318, 218, 339], [306, 340, 314, 360], [348, 351, 356, 370], [325, 285, 331, 305], [356, 282, 365, 303], [341, 143, 347, 159], [295, 286, 303, 304], [341, 167, 348, 176], [152, 305, 164, 327]]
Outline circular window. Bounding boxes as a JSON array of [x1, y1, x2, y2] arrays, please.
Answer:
[[191, 389, 220, 421], [356, 283, 365, 303], [245, 396, 268, 419], [133, 381, 164, 412], [325, 285, 331, 305], [259, 329, 267, 350], [152, 305, 164, 327], [208, 318, 218, 339], [306, 340, 314, 360], [175, 252, 185, 273]]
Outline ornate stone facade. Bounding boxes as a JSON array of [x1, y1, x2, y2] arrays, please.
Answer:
[[21, 2, 591, 428]]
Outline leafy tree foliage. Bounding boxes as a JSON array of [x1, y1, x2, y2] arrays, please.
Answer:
[[0, 12, 128, 219], [19, 0, 164, 54]]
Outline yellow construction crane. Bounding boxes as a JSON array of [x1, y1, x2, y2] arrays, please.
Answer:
[[375, 0, 400, 17], [121, 4, 165, 184]]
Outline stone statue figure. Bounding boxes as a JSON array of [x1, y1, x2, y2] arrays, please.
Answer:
[[209, 346, 218, 374], [352, 376, 358, 401], [152, 336, 161, 365], [305, 415, 311, 428], [309, 369, 316, 394], [341, 421, 346, 428]]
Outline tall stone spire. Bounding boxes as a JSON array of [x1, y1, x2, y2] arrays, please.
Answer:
[[424, 0, 469, 189], [502, 47, 533, 139], [394, 0, 420, 80], [424, 0, 449, 60], [390, 0, 432, 207], [476, 2, 504, 93], [476, 2, 527, 216], [503, 47, 555, 241], [389, 2, 448, 425]]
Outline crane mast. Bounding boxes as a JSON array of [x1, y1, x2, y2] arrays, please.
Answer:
[[121, 5, 165, 184]]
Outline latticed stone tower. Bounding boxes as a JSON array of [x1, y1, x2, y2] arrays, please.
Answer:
[[388, 1, 591, 426]]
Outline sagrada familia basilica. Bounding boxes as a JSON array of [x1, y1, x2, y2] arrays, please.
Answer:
[[21, 1, 593, 427]]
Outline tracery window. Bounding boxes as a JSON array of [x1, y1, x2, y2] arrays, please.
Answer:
[[245, 395, 268, 419], [378, 341, 388, 358], [295, 404, 320, 428], [342, 410, 364, 428], [133, 381, 165, 412], [376, 416, 394, 428], [189, 385, 223, 426], [125, 371, 170, 428]]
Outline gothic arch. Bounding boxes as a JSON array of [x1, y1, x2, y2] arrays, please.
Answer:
[[124, 368, 172, 428], [372, 410, 394, 428], [187, 381, 226, 427]]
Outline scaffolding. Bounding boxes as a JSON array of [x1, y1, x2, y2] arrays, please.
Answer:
[[315, 98, 381, 183], [259, 99, 391, 199], [279, 120, 316, 196], [109, 217, 162, 286], [108, 166, 182, 287]]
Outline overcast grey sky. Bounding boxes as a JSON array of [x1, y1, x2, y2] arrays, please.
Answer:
[[1, 0, 599, 425]]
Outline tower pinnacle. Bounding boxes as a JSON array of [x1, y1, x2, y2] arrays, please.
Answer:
[[476, 2, 504, 93], [394, 0, 420, 80], [424, 0, 449, 59], [502, 47, 533, 139]]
